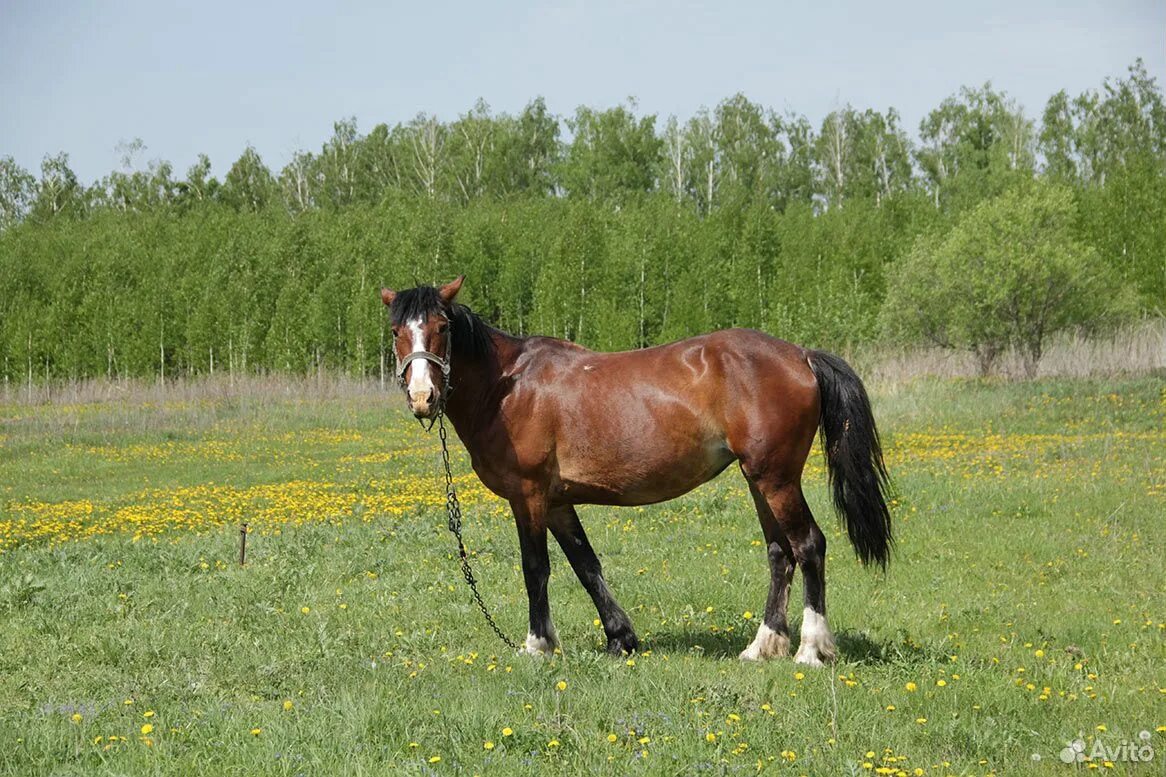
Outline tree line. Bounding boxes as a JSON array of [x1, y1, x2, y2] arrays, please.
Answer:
[[0, 60, 1162, 383]]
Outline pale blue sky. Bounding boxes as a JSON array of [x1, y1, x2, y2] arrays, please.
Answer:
[[2, 0, 1163, 184]]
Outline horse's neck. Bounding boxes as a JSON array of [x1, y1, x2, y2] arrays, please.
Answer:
[[443, 329, 522, 441]]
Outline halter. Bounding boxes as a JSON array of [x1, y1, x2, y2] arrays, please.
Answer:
[[395, 350, 451, 382], [395, 319, 453, 431]]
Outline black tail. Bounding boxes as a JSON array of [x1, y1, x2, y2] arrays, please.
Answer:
[[808, 350, 893, 569]]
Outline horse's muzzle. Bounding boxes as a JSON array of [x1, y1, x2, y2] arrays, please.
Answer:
[[408, 388, 437, 419]]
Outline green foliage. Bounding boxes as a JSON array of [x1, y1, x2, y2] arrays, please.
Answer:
[[1, 61, 1164, 381], [220, 146, 278, 212], [915, 83, 1035, 213], [0, 156, 36, 229], [560, 101, 662, 200], [882, 183, 1133, 375]]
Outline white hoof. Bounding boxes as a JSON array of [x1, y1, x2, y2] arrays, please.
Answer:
[[793, 644, 827, 666], [794, 607, 837, 666], [521, 632, 557, 656], [739, 623, 790, 661]]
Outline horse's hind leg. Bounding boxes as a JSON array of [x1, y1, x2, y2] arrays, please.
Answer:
[[788, 491, 836, 666], [548, 505, 638, 655], [739, 478, 795, 661], [740, 477, 837, 665]]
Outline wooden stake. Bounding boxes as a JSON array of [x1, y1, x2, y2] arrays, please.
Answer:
[[239, 523, 248, 566]]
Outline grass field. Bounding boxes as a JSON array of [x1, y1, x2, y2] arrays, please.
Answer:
[[1, 375, 1163, 776]]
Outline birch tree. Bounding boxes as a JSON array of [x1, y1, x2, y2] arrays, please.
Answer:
[[447, 99, 495, 203], [816, 108, 854, 210], [0, 157, 36, 230], [408, 113, 446, 199], [685, 108, 719, 215], [660, 116, 688, 204]]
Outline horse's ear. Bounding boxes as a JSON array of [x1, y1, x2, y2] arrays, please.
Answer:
[[381, 288, 396, 307], [438, 275, 465, 304]]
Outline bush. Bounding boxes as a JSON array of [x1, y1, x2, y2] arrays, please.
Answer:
[[881, 183, 1133, 376]]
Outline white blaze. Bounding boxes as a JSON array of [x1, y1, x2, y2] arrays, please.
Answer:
[[406, 319, 433, 399]]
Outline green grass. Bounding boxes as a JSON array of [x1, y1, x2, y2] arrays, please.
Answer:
[[1, 376, 1163, 775]]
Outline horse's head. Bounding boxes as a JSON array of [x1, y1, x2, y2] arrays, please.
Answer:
[[381, 275, 464, 420]]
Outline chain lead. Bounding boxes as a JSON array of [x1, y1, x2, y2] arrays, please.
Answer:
[[437, 413, 518, 651]]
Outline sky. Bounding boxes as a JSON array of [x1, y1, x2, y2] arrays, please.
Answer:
[[2, 0, 1163, 184]]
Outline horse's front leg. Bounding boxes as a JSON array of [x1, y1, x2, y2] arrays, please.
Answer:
[[512, 497, 557, 655], [549, 505, 638, 656]]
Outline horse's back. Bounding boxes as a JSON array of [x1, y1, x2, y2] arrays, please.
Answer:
[[501, 328, 821, 506]]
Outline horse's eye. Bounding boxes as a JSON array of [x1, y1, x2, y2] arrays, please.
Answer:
[[391, 327, 401, 338], [437, 323, 449, 334]]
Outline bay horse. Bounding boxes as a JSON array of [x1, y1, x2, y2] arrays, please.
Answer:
[[381, 276, 891, 665]]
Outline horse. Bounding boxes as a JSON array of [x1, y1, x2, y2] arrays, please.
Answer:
[[381, 276, 891, 665]]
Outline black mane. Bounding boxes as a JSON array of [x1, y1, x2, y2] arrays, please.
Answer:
[[389, 285, 495, 362]]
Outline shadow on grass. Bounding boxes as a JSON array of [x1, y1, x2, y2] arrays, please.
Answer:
[[643, 627, 949, 666], [642, 629, 743, 659]]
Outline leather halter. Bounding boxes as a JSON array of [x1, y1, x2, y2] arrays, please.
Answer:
[[396, 350, 450, 381], [395, 320, 453, 389]]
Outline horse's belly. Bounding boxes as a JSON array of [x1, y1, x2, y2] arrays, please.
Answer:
[[555, 434, 735, 506]]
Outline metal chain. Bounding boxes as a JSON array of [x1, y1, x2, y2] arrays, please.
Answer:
[[437, 413, 519, 651]]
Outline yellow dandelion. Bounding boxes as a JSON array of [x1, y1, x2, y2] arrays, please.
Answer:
[[936, 679, 947, 687], [607, 733, 618, 743], [428, 755, 441, 763], [794, 672, 805, 681], [555, 680, 568, 691], [548, 739, 561, 748], [140, 723, 154, 735], [706, 732, 717, 743], [143, 710, 155, 718], [905, 682, 917, 692], [483, 741, 495, 750], [502, 727, 513, 737], [70, 713, 82, 724], [249, 727, 261, 736], [283, 700, 294, 711], [743, 611, 754, 620], [300, 606, 310, 614]]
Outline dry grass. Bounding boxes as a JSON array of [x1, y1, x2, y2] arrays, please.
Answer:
[[856, 319, 1166, 390], [0, 370, 384, 407]]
